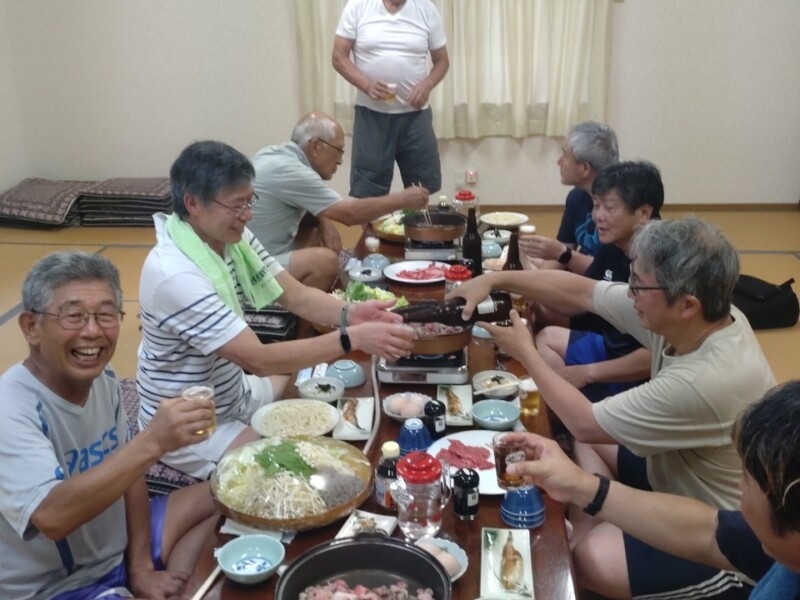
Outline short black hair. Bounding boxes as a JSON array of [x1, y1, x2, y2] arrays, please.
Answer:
[[170, 141, 254, 217], [592, 161, 664, 218]]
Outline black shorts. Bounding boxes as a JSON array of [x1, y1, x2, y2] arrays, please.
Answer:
[[617, 448, 751, 599]]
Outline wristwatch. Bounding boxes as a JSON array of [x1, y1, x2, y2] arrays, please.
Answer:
[[339, 303, 352, 352], [557, 246, 573, 265]]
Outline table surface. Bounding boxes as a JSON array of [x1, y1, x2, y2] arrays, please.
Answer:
[[186, 227, 577, 600]]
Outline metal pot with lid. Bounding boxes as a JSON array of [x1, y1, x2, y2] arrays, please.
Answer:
[[275, 535, 452, 599]]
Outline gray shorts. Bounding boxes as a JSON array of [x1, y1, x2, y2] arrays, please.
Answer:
[[350, 105, 442, 197]]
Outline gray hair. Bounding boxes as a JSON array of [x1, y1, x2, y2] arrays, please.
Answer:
[[170, 140, 254, 217], [22, 252, 123, 313], [631, 218, 739, 321], [291, 113, 339, 148], [566, 121, 619, 173]]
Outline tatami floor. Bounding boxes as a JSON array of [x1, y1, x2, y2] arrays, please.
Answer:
[[0, 207, 798, 384]]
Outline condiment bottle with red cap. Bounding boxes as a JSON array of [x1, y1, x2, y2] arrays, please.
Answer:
[[444, 264, 472, 295]]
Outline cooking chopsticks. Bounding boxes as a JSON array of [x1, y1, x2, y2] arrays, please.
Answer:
[[189, 564, 222, 600], [415, 182, 432, 224]]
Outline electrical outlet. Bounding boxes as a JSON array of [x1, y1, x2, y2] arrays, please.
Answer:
[[466, 169, 478, 184]]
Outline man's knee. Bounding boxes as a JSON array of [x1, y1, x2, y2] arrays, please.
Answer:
[[288, 248, 339, 289], [536, 326, 568, 362]]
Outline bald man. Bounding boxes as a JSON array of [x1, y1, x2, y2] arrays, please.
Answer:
[[249, 112, 429, 289]]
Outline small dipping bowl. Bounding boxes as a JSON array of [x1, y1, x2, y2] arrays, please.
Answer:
[[481, 240, 502, 259], [472, 370, 519, 398], [218, 534, 285, 584], [326, 360, 367, 388], [298, 376, 345, 403], [483, 229, 512, 245], [472, 399, 520, 431], [361, 253, 391, 271]]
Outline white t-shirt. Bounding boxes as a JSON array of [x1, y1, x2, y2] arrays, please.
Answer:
[[137, 213, 284, 432], [0, 364, 129, 600], [336, 0, 446, 114], [249, 141, 342, 256], [591, 282, 776, 509]]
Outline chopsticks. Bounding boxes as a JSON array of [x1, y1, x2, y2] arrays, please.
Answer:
[[189, 564, 222, 600], [415, 181, 432, 225]]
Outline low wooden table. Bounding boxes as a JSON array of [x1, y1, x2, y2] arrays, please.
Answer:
[[184, 230, 576, 599]]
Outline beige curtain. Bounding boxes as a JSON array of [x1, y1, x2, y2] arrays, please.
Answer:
[[295, 0, 613, 139]]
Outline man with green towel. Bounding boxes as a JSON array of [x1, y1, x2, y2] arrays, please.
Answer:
[[137, 140, 415, 479]]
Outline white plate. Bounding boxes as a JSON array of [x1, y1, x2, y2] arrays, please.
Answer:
[[383, 260, 450, 284], [480, 528, 534, 598], [427, 430, 502, 495], [416, 536, 469, 582], [436, 384, 473, 426], [333, 396, 375, 441], [336, 509, 397, 539], [382, 391, 431, 422], [480, 212, 529, 228], [250, 399, 340, 438]]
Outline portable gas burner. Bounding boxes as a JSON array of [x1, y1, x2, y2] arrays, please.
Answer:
[[404, 238, 461, 261], [376, 348, 469, 384]]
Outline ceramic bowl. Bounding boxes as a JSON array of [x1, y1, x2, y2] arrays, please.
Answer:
[[297, 376, 345, 403], [481, 240, 502, 258], [472, 399, 520, 431], [218, 534, 285, 584], [483, 228, 512, 245], [472, 370, 519, 398], [361, 253, 391, 271], [325, 360, 367, 388], [348, 265, 383, 283]]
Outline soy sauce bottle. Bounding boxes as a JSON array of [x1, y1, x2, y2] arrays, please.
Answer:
[[462, 207, 483, 277], [394, 292, 512, 327], [423, 399, 447, 440], [374, 441, 400, 510]]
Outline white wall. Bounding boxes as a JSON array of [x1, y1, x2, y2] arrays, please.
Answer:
[[1, 0, 799, 207]]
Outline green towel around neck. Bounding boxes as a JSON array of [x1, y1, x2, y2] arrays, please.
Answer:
[[165, 213, 283, 316]]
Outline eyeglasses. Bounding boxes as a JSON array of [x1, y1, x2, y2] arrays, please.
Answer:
[[32, 309, 125, 330], [212, 193, 258, 218], [316, 138, 345, 157], [628, 264, 667, 297]]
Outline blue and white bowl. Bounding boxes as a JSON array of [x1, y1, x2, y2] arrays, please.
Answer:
[[218, 534, 285, 584]]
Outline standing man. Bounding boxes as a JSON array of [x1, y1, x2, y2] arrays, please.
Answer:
[[522, 121, 619, 265], [137, 141, 414, 480], [249, 112, 429, 290], [0, 252, 217, 600], [332, 0, 449, 197], [448, 218, 776, 599]]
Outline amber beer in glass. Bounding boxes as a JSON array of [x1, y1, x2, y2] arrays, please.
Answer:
[[182, 384, 216, 435], [492, 433, 526, 489]]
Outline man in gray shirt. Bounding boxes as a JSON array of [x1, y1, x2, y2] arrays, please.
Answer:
[[249, 112, 430, 289], [0, 252, 216, 600]]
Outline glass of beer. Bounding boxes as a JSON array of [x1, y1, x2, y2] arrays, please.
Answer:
[[385, 83, 398, 103], [492, 433, 527, 489], [182, 384, 216, 435], [518, 377, 540, 417]]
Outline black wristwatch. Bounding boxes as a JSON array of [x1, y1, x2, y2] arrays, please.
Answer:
[[583, 474, 610, 516], [339, 303, 352, 352], [557, 246, 573, 265]]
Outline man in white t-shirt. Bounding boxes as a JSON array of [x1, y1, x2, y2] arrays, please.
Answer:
[[332, 0, 449, 197], [137, 141, 415, 480], [0, 252, 216, 600], [448, 218, 776, 599], [249, 112, 429, 289]]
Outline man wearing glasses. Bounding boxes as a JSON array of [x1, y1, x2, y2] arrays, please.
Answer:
[[0, 252, 217, 600], [249, 112, 430, 290], [447, 218, 776, 599], [137, 141, 414, 481]]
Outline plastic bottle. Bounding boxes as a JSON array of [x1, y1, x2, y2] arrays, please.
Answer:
[[374, 441, 400, 510], [462, 207, 483, 277], [393, 292, 512, 326]]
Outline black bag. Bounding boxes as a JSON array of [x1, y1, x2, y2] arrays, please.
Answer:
[[733, 274, 799, 330]]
